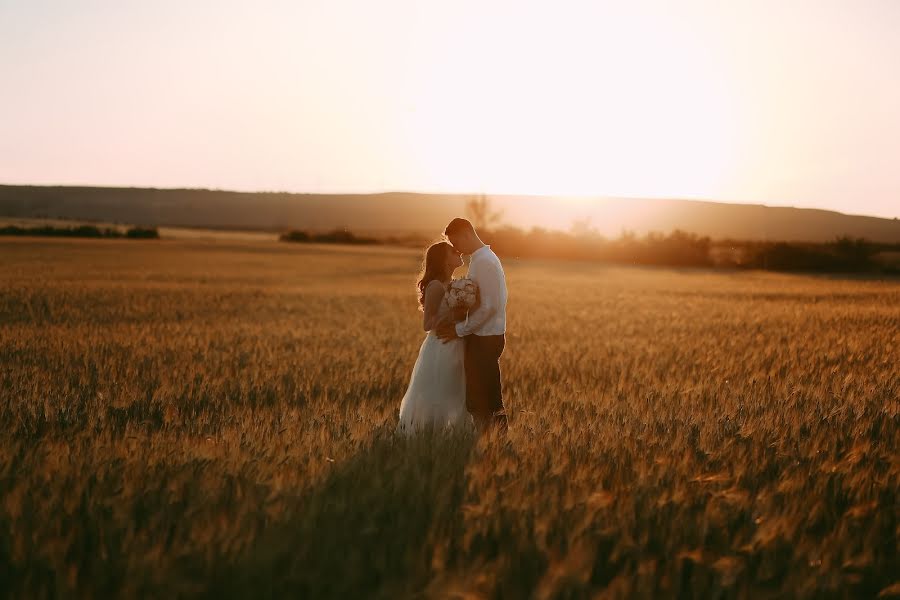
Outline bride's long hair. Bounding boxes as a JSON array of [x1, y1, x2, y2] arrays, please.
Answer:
[[416, 241, 454, 310]]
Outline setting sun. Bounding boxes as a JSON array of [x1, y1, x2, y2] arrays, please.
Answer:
[[407, 1, 738, 200], [1, 0, 898, 217]]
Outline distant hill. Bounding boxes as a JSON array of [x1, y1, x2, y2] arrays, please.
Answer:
[[0, 185, 897, 242]]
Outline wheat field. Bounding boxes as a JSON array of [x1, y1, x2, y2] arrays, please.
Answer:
[[0, 237, 898, 598]]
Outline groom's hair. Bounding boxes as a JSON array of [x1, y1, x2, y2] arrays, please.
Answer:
[[444, 218, 476, 237]]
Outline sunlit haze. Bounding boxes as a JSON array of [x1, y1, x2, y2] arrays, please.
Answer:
[[1, 0, 898, 217]]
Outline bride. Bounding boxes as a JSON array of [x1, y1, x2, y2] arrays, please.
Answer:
[[397, 241, 472, 433]]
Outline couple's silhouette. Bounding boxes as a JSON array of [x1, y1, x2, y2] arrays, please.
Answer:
[[397, 218, 508, 435]]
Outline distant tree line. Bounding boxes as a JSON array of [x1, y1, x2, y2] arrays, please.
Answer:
[[458, 194, 899, 273], [480, 227, 899, 273], [484, 227, 713, 267], [0, 225, 159, 239], [280, 223, 899, 274], [726, 236, 899, 272]]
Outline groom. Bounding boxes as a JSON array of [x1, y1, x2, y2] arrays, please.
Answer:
[[437, 218, 509, 433]]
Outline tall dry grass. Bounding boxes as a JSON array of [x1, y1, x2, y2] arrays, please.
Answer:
[[0, 238, 897, 598]]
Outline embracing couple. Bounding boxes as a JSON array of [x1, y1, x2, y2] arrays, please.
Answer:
[[397, 218, 508, 435]]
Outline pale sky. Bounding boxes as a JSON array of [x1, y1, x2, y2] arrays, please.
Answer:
[[1, 0, 898, 218]]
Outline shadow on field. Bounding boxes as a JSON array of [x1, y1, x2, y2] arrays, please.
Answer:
[[207, 428, 476, 599]]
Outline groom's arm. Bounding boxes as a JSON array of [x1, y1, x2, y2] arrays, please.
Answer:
[[454, 260, 500, 338]]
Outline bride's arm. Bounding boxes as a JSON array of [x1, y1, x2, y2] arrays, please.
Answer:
[[447, 306, 468, 324], [422, 281, 446, 332]]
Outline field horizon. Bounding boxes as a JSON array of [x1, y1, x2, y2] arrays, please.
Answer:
[[3, 184, 899, 243]]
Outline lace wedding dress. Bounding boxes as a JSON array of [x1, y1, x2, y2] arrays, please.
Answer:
[[397, 285, 470, 433]]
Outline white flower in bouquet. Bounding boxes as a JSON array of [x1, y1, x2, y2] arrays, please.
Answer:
[[447, 278, 479, 309]]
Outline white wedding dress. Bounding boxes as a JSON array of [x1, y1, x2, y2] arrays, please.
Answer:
[[397, 286, 470, 433]]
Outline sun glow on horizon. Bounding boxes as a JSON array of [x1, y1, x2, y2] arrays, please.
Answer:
[[1, 0, 898, 218], [405, 2, 740, 201]]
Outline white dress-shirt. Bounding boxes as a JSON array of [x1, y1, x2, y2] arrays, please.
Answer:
[[455, 245, 507, 337]]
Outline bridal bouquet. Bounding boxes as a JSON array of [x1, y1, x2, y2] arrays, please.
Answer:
[[447, 278, 478, 310]]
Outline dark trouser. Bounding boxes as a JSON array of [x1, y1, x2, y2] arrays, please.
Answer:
[[464, 334, 507, 432]]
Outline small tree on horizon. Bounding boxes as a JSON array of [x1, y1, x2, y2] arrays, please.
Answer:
[[465, 194, 504, 231]]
